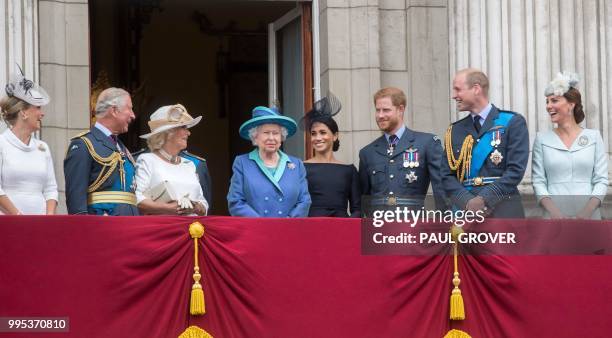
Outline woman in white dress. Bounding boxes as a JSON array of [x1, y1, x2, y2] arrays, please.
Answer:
[[0, 70, 58, 215], [532, 72, 608, 219], [135, 104, 208, 215]]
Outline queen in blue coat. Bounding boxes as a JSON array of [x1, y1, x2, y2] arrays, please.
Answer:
[[227, 106, 311, 217]]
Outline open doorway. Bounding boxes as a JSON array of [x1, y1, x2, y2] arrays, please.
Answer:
[[89, 0, 313, 215]]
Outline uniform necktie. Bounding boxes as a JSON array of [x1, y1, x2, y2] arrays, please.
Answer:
[[388, 134, 399, 155], [109, 134, 121, 151], [473, 115, 482, 133]]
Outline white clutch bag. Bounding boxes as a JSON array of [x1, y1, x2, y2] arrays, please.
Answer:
[[143, 180, 177, 203]]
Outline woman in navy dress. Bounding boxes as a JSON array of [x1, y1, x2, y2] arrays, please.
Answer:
[[303, 94, 361, 217]]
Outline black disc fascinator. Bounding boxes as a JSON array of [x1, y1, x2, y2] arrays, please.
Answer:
[[301, 92, 342, 151], [300, 91, 342, 131]]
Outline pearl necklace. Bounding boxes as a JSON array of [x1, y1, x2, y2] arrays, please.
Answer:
[[158, 149, 180, 164]]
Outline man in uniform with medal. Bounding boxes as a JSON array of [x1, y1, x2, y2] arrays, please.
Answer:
[[358, 87, 445, 210], [442, 69, 529, 217], [64, 88, 139, 215]]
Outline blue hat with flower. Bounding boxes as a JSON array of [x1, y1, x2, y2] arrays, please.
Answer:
[[239, 106, 298, 140]]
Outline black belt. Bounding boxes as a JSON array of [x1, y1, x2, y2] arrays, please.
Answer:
[[370, 197, 424, 207], [462, 176, 501, 187]]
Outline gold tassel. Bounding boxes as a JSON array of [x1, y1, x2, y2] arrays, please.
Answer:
[[189, 222, 206, 315], [179, 325, 214, 338], [449, 225, 465, 320], [443, 329, 472, 338]]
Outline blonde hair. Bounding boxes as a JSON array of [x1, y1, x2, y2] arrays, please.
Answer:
[[146, 129, 176, 151], [0, 96, 31, 126]]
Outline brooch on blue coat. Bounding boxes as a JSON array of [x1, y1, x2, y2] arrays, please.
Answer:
[[287, 162, 296, 170]]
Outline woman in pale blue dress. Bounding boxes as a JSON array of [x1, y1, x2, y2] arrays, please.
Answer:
[[532, 72, 608, 219]]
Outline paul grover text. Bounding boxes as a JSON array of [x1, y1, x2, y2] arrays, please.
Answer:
[[372, 231, 516, 244]]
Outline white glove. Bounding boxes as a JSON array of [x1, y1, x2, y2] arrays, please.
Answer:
[[178, 194, 193, 210]]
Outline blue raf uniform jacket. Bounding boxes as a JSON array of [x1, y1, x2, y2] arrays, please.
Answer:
[[441, 105, 529, 217], [358, 126, 446, 207], [227, 149, 311, 217], [132, 149, 213, 209], [64, 127, 139, 215], [180, 151, 213, 208]]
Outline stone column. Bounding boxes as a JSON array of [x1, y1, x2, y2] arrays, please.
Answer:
[[0, 0, 40, 131], [319, 0, 382, 165], [38, 0, 90, 213]]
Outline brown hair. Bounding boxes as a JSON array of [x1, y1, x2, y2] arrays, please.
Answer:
[[462, 69, 490, 97], [563, 87, 585, 123], [373, 87, 406, 108], [0, 96, 31, 126]]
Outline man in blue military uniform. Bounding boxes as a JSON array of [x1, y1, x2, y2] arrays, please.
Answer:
[[64, 87, 139, 215], [442, 68, 529, 217], [359, 87, 445, 209], [132, 148, 213, 209]]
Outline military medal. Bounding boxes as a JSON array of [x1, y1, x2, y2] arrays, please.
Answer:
[[578, 135, 588, 147], [490, 130, 502, 147], [406, 171, 418, 183], [490, 149, 503, 165], [405, 148, 419, 168]]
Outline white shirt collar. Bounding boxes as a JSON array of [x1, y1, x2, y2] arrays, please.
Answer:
[[385, 125, 406, 142], [94, 122, 114, 137], [471, 103, 492, 124]]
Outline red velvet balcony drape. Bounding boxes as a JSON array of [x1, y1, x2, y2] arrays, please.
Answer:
[[1, 216, 611, 338]]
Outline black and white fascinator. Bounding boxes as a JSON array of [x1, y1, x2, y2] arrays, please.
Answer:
[[4, 64, 50, 106], [300, 92, 342, 130]]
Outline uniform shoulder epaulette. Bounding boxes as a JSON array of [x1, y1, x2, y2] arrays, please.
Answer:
[[70, 130, 90, 140], [182, 151, 206, 162], [498, 109, 518, 115]]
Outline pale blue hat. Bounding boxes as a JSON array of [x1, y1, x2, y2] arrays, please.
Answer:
[[238, 106, 298, 140]]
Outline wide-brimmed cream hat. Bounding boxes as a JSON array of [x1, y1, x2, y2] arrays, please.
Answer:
[[140, 104, 202, 139]]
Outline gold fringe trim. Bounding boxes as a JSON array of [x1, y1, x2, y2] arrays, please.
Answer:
[[444, 126, 474, 182], [79, 136, 126, 192], [179, 326, 214, 338], [189, 222, 206, 315], [449, 226, 465, 321], [444, 329, 472, 338]]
